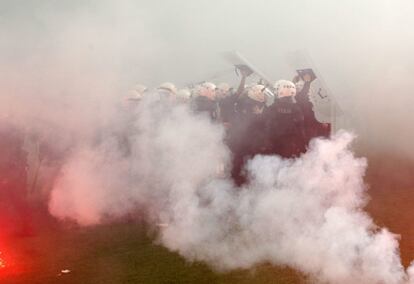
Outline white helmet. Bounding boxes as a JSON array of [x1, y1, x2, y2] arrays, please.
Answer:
[[217, 82, 230, 92], [190, 85, 200, 98], [126, 90, 143, 101], [176, 88, 191, 101], [247, 84, 266, 103], [202, 82, 216, 91], [273, 80, 296, 98], [199, 82, 217, 100], [134, 84, 147, 94], [216, 82, 231, 98], [158, 82, 177, 95], [126, 84, 147, 101]]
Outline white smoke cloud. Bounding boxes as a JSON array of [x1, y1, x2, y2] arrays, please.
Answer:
[[48, 96, 413, 283], [49, 141, 132, 225], [49, 97, 229, 224]]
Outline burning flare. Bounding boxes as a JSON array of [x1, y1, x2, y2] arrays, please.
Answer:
[[0, 251, 6, 269]]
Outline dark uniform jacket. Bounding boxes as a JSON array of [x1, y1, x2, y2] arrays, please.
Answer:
[[225, 96, 267, 185], [192, 96, 219, 121], [264, 97, 306, 158]]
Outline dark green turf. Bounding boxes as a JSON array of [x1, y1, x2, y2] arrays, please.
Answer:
[[1, 222, 304, 284]]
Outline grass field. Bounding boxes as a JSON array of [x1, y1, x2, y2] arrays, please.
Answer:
[[0, 219, 304, 284], [1, 155, 414, 284]]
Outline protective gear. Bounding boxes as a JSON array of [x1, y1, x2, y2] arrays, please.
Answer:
[[202, 82, 216, 91], [158, 82, 177, 95], [176, 88, 191, 101], [247, 84, 266, 103], [297, 69, 316, 82], [216, 83, 231, 99], [235, 64, 253, 77], [294, 79, 305, 94], [192, 96, 219, 120], [273, 80, 296, 98], [126, 90, 143, 101], [264, 97, 306, 158], [190, 85, 201, 98], [263, 87, 275, 106], [217, 83, 230, 92], [134, 84, 148, 94], [126, 84, 147, 101], [295, 78, 331, 142], [198, 82, 217, 100]]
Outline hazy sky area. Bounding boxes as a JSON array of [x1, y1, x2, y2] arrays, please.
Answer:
[[1, 0, 414, 157]]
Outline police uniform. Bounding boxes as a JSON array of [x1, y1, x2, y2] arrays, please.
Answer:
[[265, 97, 307, 158]]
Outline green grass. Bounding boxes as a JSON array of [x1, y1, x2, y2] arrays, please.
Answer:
[[4, 155, 411, 283], [1, 221, 304, 284]]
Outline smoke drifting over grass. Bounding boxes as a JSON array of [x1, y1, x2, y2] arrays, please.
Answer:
[[47, 97, 411, 283], [49, 98, 229, 226]]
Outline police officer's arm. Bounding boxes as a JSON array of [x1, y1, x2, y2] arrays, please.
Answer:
[[298, 72, 314, 98], [235, 65, 253, 97]]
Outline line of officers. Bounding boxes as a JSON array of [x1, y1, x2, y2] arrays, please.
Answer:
[[125, 66, 330, 185], [0, 66, 330, 236]]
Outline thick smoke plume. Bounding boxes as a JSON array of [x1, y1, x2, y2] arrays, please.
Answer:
[[49, 98, 229, 226], [49, 97, 411, 283], [2, 1, 414, 283]]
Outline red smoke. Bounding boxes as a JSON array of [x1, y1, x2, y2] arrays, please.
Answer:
[[0, 252, 5, 269]]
